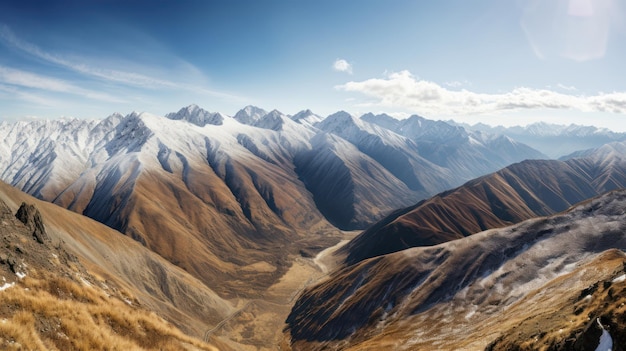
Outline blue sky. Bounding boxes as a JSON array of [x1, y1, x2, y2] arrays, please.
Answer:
[[1, 0, 625, 131]]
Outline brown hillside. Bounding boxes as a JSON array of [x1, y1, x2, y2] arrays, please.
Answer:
[[0, 195, 224, 351], [343, 155, 626, 265], [286, 189, 626, 350], [0, 181, 233, 339]]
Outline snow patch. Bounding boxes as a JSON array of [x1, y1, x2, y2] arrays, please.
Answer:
[[612, 274, 626, 283], [0, 282, 15, 291], [464, 306, 478, 320], [595, 318, 613, 351], [15, 272, 26, 279]]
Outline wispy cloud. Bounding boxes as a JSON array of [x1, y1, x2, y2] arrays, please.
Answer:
[[0, 66, 75, 92], [556, 83, 577, 91], [333, 58, 353, 74], [0, 66, 126, 103], [0, 83, 61, 107], [0, 24, 241, 101], [0, 24, 180, 89], [445, 81, 464, 88], [336, 70, 626, 116]]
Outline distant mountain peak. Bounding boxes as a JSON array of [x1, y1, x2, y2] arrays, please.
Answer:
[[234, 105, 267, 125], [165, 104, 223, 127], [316, 111, 360, 134], [327, 110, 353, 119], [254, 109, 288, 131], [292, 109, 325, 127], [291, 109, 314, 121], [360, 112, 400, 130]]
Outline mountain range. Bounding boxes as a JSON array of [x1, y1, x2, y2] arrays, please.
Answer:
[[341, 140, 626, 265], [0, 105, 545, 298], [459, 121, 626, 158], [1, 104, 625, 350]]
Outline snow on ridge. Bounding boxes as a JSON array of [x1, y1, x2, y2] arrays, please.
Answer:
[[234, 105, 268, 125], [165, 104, 224, 126]]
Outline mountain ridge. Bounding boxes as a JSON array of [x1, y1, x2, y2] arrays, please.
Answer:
[[286, 188, 626, 350], [342, 142, 626, 265]]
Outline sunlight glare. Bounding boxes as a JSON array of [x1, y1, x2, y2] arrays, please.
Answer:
[[521, 0, 620, 61]]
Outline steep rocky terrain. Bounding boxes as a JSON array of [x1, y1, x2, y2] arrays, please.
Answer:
[[0, 192, 224, 350], [0, 181, 232, 340], [286, 189, 626, 350], [342, 141, 626, 264]]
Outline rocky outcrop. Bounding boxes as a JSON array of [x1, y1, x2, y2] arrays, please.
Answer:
[[15, 202, 49, 244]]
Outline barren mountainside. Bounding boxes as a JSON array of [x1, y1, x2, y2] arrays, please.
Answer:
[[0, 105, 545, 298], [0, 188, 226, 350], [286, 189, 626, 350], [342, 141, 626, 265]]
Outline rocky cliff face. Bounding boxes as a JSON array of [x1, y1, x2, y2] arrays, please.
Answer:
[[0, 199, 67, 278], [14, 202, 49, 244]]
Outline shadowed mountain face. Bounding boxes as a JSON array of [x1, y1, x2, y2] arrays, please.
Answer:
[[0, 106, 544, 297], [342, 141, 626, 265], [286, 189, 626, 351]]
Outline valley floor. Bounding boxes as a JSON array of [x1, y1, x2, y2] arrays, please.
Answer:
[[207, 232, 355, 350]]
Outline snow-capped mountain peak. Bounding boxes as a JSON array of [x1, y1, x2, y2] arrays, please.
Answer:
[[316, 110, 372, 136], [360, 112, 401, 130], [291, 109, 325, 127], [253, 109, 289, 131], [291, 109, 314, 121], [234, 105, 268, 125], [165, 104, 223, 126]]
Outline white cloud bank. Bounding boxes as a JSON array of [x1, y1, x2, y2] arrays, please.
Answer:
[[333, 59, 353, 74], [336, 70, 626, 116]]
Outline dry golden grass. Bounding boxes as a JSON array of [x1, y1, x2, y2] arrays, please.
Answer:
[[0, 271, 220, 351]]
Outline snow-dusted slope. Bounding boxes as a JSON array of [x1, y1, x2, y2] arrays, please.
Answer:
[[0, 115, 120, 200], [291, 109, 325, 127], [363, 113, 547, 177], [287, 189, 626, 350], [342, 141, 626, 265], [294, 133, 415, 229], [0, 105, 553, 295], [165, 104, 224, 126], [316, 111, 454, 193], [233, 105, 268, 125]]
